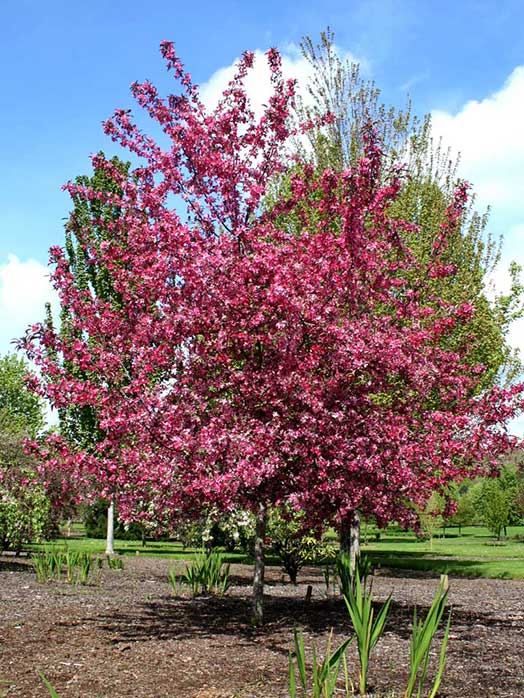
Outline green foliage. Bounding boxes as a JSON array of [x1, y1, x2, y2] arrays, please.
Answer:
[[480, 478, 511, 539], [106, 555, 124, 570], [288, 628, 352, 698], [291, 30, 523, 390], [288, 575, 452, 697], [83, 499, 147, 541], [40, 675, 60, 698], [0, 354, 70, 552], [31, 548, 95, 585], [336, 552, 373, 598], [499, 457, 524, 524], [405, 576, 452, 698], [0, 430, 58, 552], [57, 155, 132, 453], [0, 353, 44, 437], [418, 493, 444, 547], [445, 483, 479, 533], [343, 568, 391, 695], [268, 506, 336, 584], [168, 566, 182, 596], [181, 549, 231, 597], [0, 353, 59, 552]]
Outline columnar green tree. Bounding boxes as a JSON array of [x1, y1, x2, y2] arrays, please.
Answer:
[[51, 155, 131, 555]]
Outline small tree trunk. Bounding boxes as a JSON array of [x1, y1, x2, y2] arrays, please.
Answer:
[[252, 503, 267, 625], [105, 498, 115, 556], [339, 510, 361, 575]]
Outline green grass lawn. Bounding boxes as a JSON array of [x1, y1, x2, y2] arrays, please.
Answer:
[[361, 525, 524, 579], [27, 524, 524, 580], [29, 536, 250, 563]]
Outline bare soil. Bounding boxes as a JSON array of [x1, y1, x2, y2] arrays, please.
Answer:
[[1, 555, 523, 697]]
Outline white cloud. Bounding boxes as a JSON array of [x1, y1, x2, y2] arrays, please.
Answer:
[[431, 66, 524, 214], [0, 254, 57, 355], [431, 68, 524, 437], [0, 254, 59, 428], [200, 43, 360, 118]]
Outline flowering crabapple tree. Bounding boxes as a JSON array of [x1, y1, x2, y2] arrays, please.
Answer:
[[23, 42, 523, 623]]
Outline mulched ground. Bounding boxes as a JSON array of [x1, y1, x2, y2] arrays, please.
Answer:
[[1, 555, 523, 697]]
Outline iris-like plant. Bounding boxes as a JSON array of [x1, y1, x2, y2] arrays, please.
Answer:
[[343, 568, 391, 695], [32, 553, 52, 583], [183, 549, 231, 597], [405, 575, 451, 698], [49, 549, 65, 581], [64, 549, 80, 584], [40, 674, 60, 697], [289, 627, 352, 698], [77, 552, 93, 585], [337, 552, 373, 598], [106, 556, 124, 570], [168, 567, 182, 596]]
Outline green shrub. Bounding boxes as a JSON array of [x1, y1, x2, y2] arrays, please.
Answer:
[[268, 506, 336, 584]]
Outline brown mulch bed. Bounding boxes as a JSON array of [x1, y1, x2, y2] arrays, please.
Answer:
[[1, 555, 523, 697]]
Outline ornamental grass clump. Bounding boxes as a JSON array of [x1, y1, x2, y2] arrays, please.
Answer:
[[31, 552, 52, 583], [405, 575, 451, 698], [32, 549, 65, 583], [288, 628, 353, 698], [168, 566, 183, 596], [48, 549, 65, 581]]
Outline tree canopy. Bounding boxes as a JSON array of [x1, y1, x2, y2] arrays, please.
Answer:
[[21, 43, 524, 616], [0, 353, 44, 437]]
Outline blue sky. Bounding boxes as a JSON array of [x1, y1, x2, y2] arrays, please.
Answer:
[[1, 1, 524, 402]]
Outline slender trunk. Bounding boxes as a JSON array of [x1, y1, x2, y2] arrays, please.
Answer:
[[252, 503, 267, 625], [339, 510, 361, 575], [105, 498, 115, 556]]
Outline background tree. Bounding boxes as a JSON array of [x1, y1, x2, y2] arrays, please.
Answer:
[[418, 492, 444, 549], [49, 155, 132, 555], [480, 478, 511, 540], [0, 353, 44, 436], [0, 353, 69, 551], [290, 30, 523, 560], [444, 482, 479, 534], [23, 43, 524, 624]]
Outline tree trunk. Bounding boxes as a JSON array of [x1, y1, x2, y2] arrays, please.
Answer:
[[339, 510, 361, 575], [252, 503, 267, 625], [105, 498, 115, 556]]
